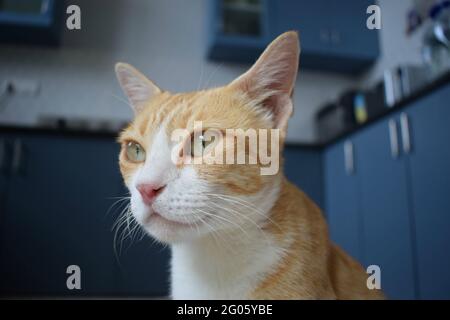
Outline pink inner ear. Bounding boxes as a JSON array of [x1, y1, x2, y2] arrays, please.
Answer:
[[255, 50, 299, 97], [265, 94, 293, 131], [115, 63, 162, 113], [247, 32, 299, 95], [229, 32, 300, 130]]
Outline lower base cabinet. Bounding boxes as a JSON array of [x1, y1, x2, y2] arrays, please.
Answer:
[[407, 86, 450, 299], [0, 132, 170, 298], [355, 118, 417, 299], [324, 142, 363, 263], [325, 84, 450, 299], [284, 147, 324, 210]]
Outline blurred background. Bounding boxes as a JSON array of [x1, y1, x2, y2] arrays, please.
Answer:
[[0, 0, 449, 299]]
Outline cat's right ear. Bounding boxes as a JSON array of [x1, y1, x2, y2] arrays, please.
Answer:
[[115, 62, 162, 113], [228, 31, 300, 136]]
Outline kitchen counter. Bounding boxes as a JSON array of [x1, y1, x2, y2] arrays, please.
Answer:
[[299, 70, 450, 149], [0, 123, 123, 140]]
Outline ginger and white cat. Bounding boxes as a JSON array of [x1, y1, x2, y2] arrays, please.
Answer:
[[115, 31, 384, 299]]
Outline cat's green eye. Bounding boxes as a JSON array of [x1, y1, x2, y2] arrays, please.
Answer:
[[190, 133, 213, 158], [126, 141, 146, 163]]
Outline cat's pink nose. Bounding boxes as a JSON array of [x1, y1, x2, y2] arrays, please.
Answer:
[[137, 184, 165, 205]]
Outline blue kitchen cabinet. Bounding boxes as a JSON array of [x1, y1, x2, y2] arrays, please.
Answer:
[[0, 0, 64, 46], [0, 134, 121, 296], [207, 0, 271, 63], [406, 85, 450, 299], [324, 83, 450, 299], [326, 0, 379, 68], [354, 117, 417, 299], [324, 139, 363, 263], [207, 0, 380, 74], [0, 135, 10, 218], [0, 132, 170, 298], [268, 1, 329, 56], [269, 0, 379, 74], [284, 146, 323, 209], [114, 235, 171, 298]]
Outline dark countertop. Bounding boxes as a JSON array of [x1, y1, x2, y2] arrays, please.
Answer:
[[1, 70, 450, 150], [287, 70, 450, 149], [0, 123, 123, 140]]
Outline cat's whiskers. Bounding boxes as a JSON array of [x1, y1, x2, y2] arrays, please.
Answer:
[[191, 215, 201, 237], [206, 193, 270, 218], [111, 204, 130, 231], [196, 63, 205, 91], [122, 210, 139, 242], [195, 207, 250, 240], [108, 195, 134, 259], [206, 202, 272, 246], [205, 193, 283, 232], [113, 202, 131, 259], [202, 62, 224, 89], [127, 219, 142, 248], [111, 93, 134, 110], [105, 196, 131, 219], [112, 201, 144, 258], [176, 191, 274, 239], [193, 209, 237, 255], [108, 192, 277, 258]]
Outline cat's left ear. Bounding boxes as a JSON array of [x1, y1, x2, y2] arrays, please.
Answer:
[[229, 31, 300, 134], [115, 62, 162, 114]]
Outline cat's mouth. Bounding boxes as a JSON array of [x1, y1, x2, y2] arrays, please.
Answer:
[[146, 211, 197, 229]]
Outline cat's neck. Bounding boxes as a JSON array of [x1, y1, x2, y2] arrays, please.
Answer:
[[170, 176, 285, 299], [171, 228, 284, 299]]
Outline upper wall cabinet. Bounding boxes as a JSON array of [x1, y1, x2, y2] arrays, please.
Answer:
[[0, 0, 65, 46], [207, 0, 271, 63], [206, 0, 380, 75]]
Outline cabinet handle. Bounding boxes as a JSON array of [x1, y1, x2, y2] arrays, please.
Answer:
[[344, 140, 355, 175], [320, 29, 330, 43], [388, 119, 399, 159], [330, 30, 341, 44], [40, 0, 50, 14], [11, 139, 23, 174], [400, 113, 412, 154], [0, 139, 5, 171]]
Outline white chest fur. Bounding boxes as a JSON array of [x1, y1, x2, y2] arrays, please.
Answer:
[[170, 229, 283, 300]]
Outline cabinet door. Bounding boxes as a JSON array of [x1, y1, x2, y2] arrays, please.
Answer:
[[284, 147, 323, 209], [0, 0, 64, 46], [324, 140, 363, 262], [268, 0, 378, 73], [207, 0, 270, 63], [407, 86, 450, 299], [355, 119, 416, 299], [327, 0, 379, 60], [115, 236, 170, 298], [0, 135, 121, 297], [0, 136, 9, 212], [269, 0, 330, 54]]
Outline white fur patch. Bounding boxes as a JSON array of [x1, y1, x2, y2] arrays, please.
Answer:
[[171, 180, 283, 299]]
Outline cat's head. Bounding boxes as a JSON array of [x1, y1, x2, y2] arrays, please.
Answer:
[[115, 32, 300, 243]]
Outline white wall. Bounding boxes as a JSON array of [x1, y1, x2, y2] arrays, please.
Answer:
[[0, 0, 421, 143], [361, 0, 424, 87]]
